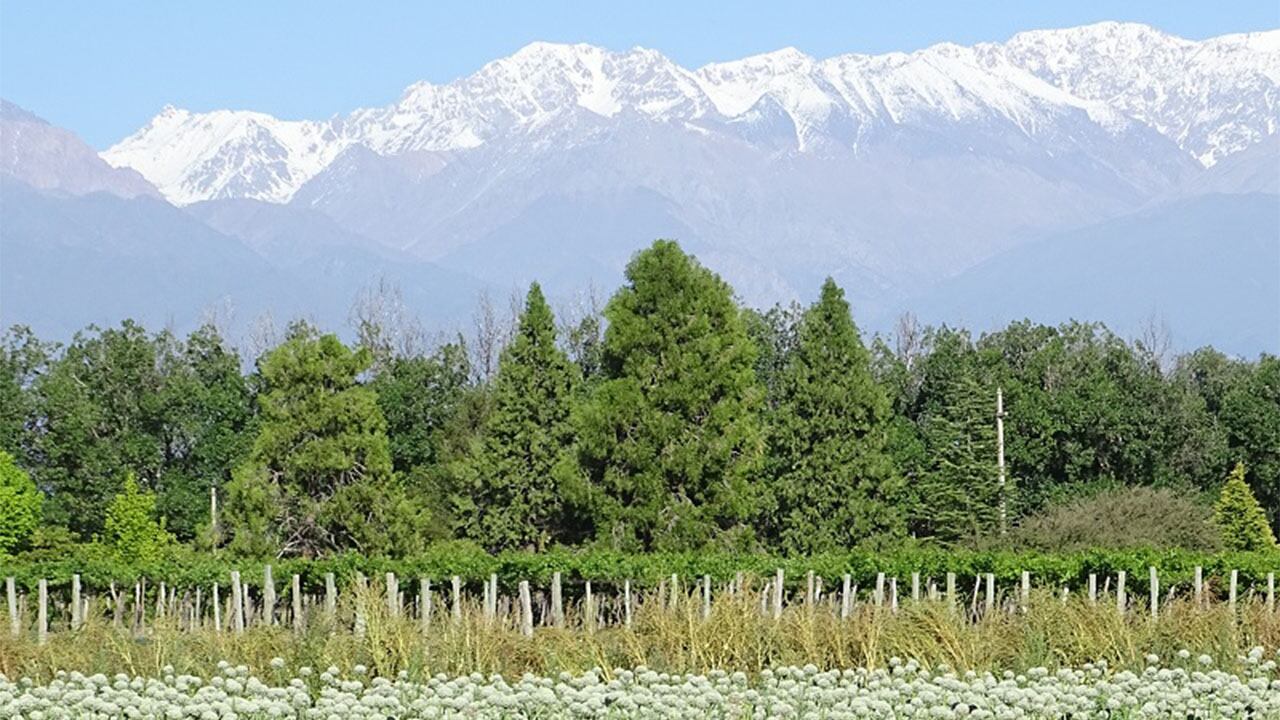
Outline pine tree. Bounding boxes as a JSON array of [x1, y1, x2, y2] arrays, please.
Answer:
[[463, 283, 579, 551], [225, 323, 415, 557], [571, 240, 765, 551], [908, 329, 1002, 541], [766, 279, 902, 552], [1214, 461, 1277, 551]]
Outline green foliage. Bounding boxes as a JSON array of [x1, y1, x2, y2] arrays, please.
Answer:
[[103, 473, 169, 563], [572, 241, 765, 551], [765, 279, 902, 552], [906, 329, 1004, 540], [1214, 462, 1277, 551], [3, 544, 1276, 595], [0, 326, 51, 457], [0, 450, 41, 555], [1003, 485, 1221, 552], [226, 323, 414, 557], [460, 284, 580, 551], [1221, 356, 1280, 526]]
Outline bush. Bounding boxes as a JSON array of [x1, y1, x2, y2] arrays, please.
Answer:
[[1214, 462, 1277, 551], [0, 450, 41, 554], [1003, 485, 1220, 552]]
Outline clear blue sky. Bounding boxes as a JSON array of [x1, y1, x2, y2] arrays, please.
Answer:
[[2, 0, 1277, 148]]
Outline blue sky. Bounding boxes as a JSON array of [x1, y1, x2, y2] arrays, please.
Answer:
[[2, 1, 1277, 148]]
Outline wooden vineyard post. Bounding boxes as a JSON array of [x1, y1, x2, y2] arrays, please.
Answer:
[[1020, 571, 1030, 613], [984, 573, 995, 615], [551, 572, 564, 628], [1116, 571, 1126, 615], [291, 575, 303, 632], [1149, 567, 1159, 620], [912, 572, 921, 602], [386, 572, 399, 618], [890, 577, 898, 613], [946, 573, 957, 611], [262, 565, 275, 626], [584, 580, 594, 633], [451, 576, 462, 623], [1088, 574, 1097, 605], [1268, 572, 1275, 613], [518, 581, 533, 638], [669, 574, 679, 609], [1194, 566, 1204, 608], [71, 574, 82, 631], [420, 578, 432, 635], [489, 574, 499, 622], [623, 580, 633, 629], [37, 579, 47, 645], [230, 571, 244, 634], [325, 573, 337, 621], [840, 574, 852, 620], [1229, 570, 1238, 613], [874, 573, 885, 607], [212, 584, 221, 633]]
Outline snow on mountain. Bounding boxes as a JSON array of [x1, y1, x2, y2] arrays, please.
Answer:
[[991, 21, 1280, 165], [102, 22, 1278, 205], [101, 105, 348, 204]]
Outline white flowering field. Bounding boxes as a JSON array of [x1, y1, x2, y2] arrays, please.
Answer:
[[3, 651, 1278, 719]]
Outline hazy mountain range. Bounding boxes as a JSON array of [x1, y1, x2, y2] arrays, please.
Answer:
[[2, 22, 1277, 354]]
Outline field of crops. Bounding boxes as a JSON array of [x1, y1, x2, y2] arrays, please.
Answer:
[[5, 652, 1278, 719]]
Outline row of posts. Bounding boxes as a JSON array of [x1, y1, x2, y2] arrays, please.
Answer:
[[5, 567, 1275, 644]]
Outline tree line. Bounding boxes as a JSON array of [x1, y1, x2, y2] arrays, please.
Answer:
[[1, 240, 1276, 559]]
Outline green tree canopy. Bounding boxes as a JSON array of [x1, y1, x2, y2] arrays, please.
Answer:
[[103, 472, 169, 563], [1213, 462, 1277, 551], [461, 283, 580, 551], [765, 279, 902, 552], [225, 323, 414, 557], [571, 241, 765, 551], [0, 450, 41, 555]]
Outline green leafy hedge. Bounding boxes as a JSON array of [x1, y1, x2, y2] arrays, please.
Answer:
[[1, 543, 1275, 595]]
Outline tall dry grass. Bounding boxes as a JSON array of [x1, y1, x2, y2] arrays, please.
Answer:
[[1, 583, 1275, 683]]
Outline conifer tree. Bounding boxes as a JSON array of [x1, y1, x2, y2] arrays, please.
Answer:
[[766, 279, 902, 552], [571, 240, 765, 551], [463, 283, 579, 550], [907, 328, 1002, 541], [224, 323, 415, 557], [1214, 461, 1277, 551]]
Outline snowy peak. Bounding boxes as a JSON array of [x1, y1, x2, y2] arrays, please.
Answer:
[[99, 22, 1280, 204], [992, 22, 1280, 165], [101, 105, 347, 204]]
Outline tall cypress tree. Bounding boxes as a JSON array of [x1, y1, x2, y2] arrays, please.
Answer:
[[464, 283, 579, 551], [766, 279, 902, 552], [571, 240, 765, 551]]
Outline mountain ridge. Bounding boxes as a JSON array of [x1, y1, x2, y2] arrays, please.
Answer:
[[101, 22, 1279, 205]]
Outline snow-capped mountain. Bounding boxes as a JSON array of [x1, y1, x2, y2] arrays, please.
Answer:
[[6, 22, 1277, 354], [102, 22, 1278, 206], [990, 22, 1280, 166]]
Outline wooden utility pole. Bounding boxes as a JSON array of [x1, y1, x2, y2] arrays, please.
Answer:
[[996, 387, 1007, 536]]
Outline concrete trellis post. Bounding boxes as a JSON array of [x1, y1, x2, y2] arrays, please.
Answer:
[[551, 572, 564, 628], [518, 581, 533, 638]]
